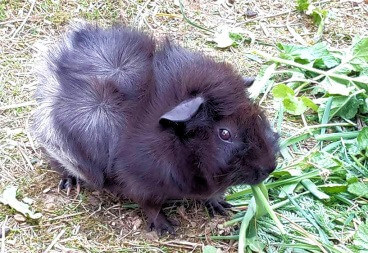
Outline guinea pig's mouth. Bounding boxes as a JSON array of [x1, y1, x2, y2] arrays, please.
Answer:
[[248, 169, 272, 185], [234, 166, 274, 186]]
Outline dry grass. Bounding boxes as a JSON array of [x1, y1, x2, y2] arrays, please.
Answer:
[[1, 0, 367, 252]]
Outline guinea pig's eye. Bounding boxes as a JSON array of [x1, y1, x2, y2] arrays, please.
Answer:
[[219, 129, 231, 141]]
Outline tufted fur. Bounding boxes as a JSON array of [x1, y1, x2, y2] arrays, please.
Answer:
[[31, 24, 279, 234]]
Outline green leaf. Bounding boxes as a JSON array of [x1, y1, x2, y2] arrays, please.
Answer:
[[279, 183, 298, 198], [360, 98, 368, 114], [247, 234, 265, 252], [347, 175, 359, 184], [318, 96, 360, 120], [202, 245, 219, 253], [351, 37, 368, 63], [353, 222, 368, 251], [334, 37, 368, 78], [296, 0, 310, 11], [272, 168, 302, 178], [319, 184, 348, 194], [310, 151, 342, 169], [335, 97, 361, 119], [335, 63, 356, 75], [348, 182, 368, 198], [347, 139, 361, 155], [277, 42, 340, 68], [301, 96, 318, 111], [301, 179, 330, 200], [311, 8, 328, 26], [313, 53, 340, 69], [272, 84, 295, 99], [283, 96, 308, 115], [357, 127, 368, 151], [319, 77, 354, 96]]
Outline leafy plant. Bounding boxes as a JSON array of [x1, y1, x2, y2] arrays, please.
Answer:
[[353, 222, 368, 252], [295, 0, 329, 42], [259, 37, 368, 121], [217, 37, 368, 253], [272, 83, 317, 115]]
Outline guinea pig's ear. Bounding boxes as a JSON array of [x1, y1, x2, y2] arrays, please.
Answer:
[[243, 77, 255, 87], [159, 97, 204, 126]]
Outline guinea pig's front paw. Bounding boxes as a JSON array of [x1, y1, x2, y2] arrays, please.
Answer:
[[204, 198, 233, 217], [147, 213, 178, 236], [58, 172, 81, 197]]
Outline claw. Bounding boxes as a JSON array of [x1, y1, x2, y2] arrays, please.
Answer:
[[58, 173, 80, 197], [205, 198, 232, 217], [75, 181, 81, 198], [219, 200, 233, 208], [148, 215, 177, 236]]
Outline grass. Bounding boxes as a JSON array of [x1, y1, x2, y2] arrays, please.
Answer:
[[1, 0, 368, 252]]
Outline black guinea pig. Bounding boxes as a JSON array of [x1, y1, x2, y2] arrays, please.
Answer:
[[31, 23, 279, 235]]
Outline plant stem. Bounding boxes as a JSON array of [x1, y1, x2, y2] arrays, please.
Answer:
[[280, 123, 354, 149], [315, 131, 359, 141], [209, 235, 240, 240]]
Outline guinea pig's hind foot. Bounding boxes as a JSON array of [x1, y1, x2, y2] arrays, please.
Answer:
[[58, 172, 81, 197], [204, 198, 233, 217], [147, 212, 179, 236]]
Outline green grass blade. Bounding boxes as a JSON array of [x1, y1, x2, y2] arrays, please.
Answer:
[[209, 235, 240, 240], [277, 102, 284, 134], [238, 198, 256, 253], [252, 185, 286, 234], [320, 97, 333, 135], [280, 131, 317, 150], [315, 131, 359, 141], [224, 192, 310, 227], [301, 179, 330, 200], [226, 170, 320, 200]]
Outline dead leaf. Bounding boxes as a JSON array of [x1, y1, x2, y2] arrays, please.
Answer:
[[0, 186, 42, 219], [132, 218, 142, 230], [211, 29, 234, 48], [43, 187, 51, 194], [14, 214, 26, 222], [22, 197, 34, 205]]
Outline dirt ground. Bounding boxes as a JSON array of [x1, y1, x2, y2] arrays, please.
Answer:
[[1, 0, 367, 252]]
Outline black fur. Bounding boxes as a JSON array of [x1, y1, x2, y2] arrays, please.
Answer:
[[31, 23, 279, 235]]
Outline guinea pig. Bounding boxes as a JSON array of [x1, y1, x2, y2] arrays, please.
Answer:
[[31, 23, 279, 235]]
